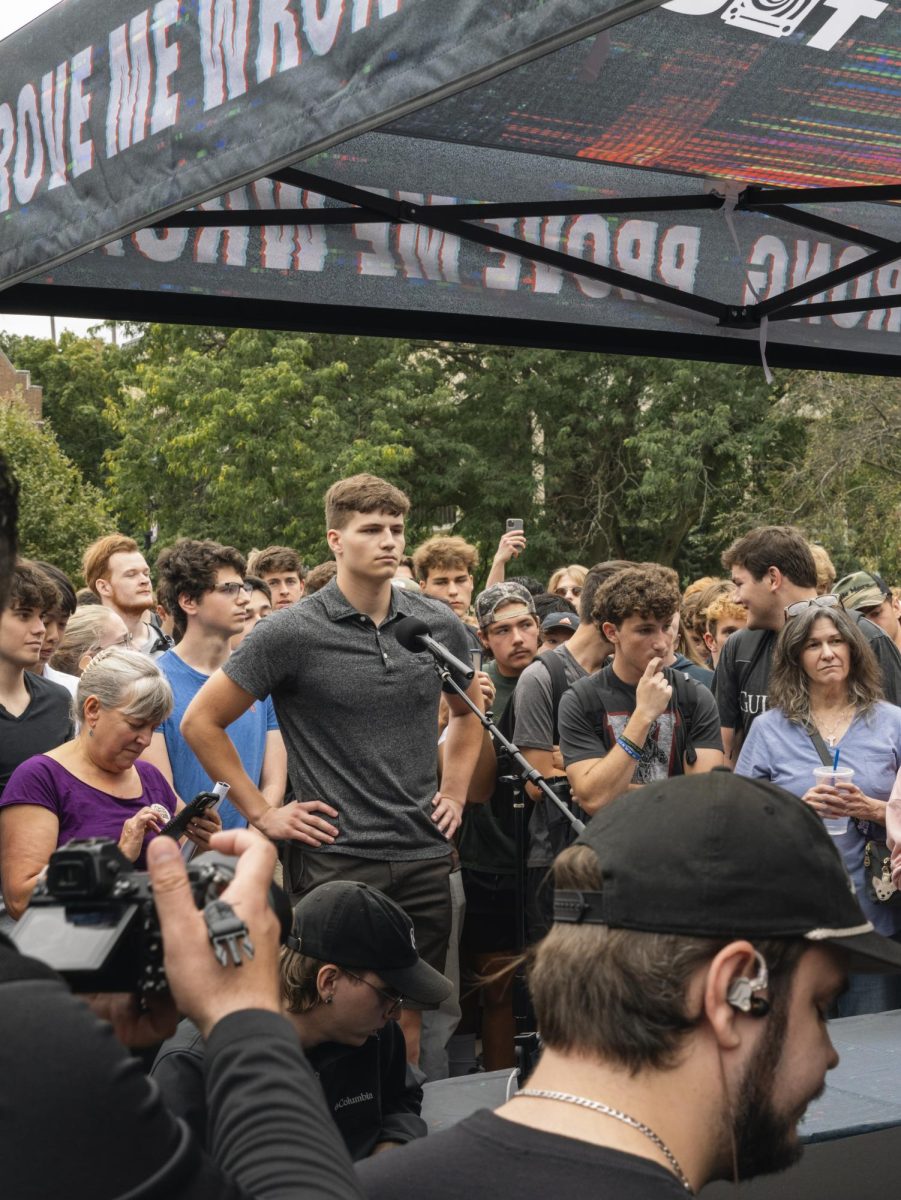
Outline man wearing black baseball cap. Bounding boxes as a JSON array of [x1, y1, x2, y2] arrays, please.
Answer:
[[154, 880, 451, 1161], [359, 771, 901, 1198]]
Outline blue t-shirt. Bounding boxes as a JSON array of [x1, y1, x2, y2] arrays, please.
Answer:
[[735, 702, 901, 934], [156, 650, 279, 831]]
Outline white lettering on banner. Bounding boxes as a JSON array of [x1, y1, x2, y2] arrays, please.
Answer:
[[789, 239, 832, 324], [207, 187, 252, 266], [829, 246, 869, 330], [868, 263, 901, 333], [743, 235, 789, 305], [355, 190, 396, 276], [151, 0, 181, 134], [565, 215, 611, 299], [200, 0, 251, 111], [70, 47, 95, 179], [257, 179, 328, 270], [14, 85, 44, 206], [0, 0, 408, 215], [395, 193, 461, 283], [302, 0, 343, 57], [659, 225, 700, 293], [806, 0, 887, 50], [107, 12, 152, 158], [40, 63, 69, 190], [188, 187, 250, 263], [351, 0, 400, 33], [616, 219, 657, 303], [256, 0, 301, 83], [133, 225, 189, 261], [481, 219, 522, 291], [0, 107, 13, 211], [522, 216, 565, 294], [745, 235, 900, 329], [662, 0, 887, 50]]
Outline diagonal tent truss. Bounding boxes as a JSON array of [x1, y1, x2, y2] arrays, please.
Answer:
[[0, 0, 899, 373]]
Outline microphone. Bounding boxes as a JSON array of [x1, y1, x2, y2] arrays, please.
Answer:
[[393, 615, 475, 681]]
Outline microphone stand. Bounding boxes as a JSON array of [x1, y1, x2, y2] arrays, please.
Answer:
[[435, 663, 585, 1081]]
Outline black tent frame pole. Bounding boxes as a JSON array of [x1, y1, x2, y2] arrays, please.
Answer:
[[148, 170, 901, 332]]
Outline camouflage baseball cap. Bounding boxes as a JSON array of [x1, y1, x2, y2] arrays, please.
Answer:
[[475, 581, 536, 629], [833, 570, 891, 612]]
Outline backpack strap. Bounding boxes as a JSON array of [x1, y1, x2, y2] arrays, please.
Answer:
[[665, 666, 698, 767]]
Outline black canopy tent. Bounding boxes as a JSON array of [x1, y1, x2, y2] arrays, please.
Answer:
[[0, 0, 899, 373]]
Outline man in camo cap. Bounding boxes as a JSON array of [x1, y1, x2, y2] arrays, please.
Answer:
[[834, 569, 901, 654]]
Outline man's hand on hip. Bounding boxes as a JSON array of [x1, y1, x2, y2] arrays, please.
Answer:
[[256, 799, 339, 846]]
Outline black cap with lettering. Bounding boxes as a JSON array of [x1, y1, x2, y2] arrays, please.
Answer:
[[286, 880, 452, 1007], [553, 770, 901, 972]]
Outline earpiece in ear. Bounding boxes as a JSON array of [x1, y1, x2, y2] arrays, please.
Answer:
[[726, 950, 771, 1017]]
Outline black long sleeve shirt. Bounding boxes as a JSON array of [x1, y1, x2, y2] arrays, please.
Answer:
[[0, 933, 362, 1200]]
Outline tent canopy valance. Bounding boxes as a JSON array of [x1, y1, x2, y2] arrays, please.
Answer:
[[0, 0, 899, 372]]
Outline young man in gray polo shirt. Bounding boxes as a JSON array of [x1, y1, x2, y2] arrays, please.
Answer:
[[182, 474, 483, 1065]]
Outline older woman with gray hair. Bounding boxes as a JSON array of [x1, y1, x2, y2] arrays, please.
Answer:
[[0, 648, 219, 920]]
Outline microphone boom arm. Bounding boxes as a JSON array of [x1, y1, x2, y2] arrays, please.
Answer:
[[435, 663, 585, 835]]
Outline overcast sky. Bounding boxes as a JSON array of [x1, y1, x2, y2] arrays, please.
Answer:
[[0, 2, 110, 342]]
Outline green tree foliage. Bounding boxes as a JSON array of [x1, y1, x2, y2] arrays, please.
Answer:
[[752, 372, 901, 581], [106, 327, 470, 565], [105, 326, 806, 583], [436, 346, 805, 581], [0, 330, 124, 488], [0, 397, 112, 577]]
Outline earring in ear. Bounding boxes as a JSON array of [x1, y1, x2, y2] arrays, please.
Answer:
[[325, 994, 334, 1005], [88, 727, 95, 738]]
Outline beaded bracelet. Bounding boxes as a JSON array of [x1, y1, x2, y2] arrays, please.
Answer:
[[616, 736, 642, 761]]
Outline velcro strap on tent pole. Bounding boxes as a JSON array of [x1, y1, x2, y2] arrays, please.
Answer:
[[714, 183, 774, 386]]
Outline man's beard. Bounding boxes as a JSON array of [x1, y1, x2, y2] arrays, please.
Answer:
[[730, 1005, 816, 1180]]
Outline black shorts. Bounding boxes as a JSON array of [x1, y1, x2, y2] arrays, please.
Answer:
[[281, 847, 453, 973], [460, 868, 517, 955]]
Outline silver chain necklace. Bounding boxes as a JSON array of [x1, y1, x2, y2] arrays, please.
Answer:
[[516, 1088, 693, 1193]]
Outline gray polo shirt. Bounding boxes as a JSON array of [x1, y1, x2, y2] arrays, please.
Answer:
[[223, 579, 472, 861]]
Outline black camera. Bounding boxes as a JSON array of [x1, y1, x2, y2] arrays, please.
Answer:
[[11, 839, 290, 995]]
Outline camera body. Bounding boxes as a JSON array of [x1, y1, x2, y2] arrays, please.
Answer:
[[11, 839, 242, 995]]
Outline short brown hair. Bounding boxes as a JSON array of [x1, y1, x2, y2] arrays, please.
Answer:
[[722, 526, 817, 590], [82, 535, 141, 595], [304, 560, 338, 594], [592, 566, 680, 629], [156, 538, 246, 640], [528, 845, 805, 1072], [324, 474, 410, 531], [246, 545, 304, 578], [412, 535, 478, 581], [6, 559, 59, 615]]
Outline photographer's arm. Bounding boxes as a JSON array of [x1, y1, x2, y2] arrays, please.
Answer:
[[0, 806, 58, 919], [149, 832, 362, 1200]]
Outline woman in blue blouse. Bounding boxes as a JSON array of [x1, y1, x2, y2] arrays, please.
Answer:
[[736, 602, 901, 1016]]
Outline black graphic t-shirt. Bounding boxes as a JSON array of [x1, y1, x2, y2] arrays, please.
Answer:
[[558, 664, 722, 779]]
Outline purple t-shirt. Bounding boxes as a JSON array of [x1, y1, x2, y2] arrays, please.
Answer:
[[0, 756, 179, 868]]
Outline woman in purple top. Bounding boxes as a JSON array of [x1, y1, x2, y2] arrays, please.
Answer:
[[0, 648, 220, 919]]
